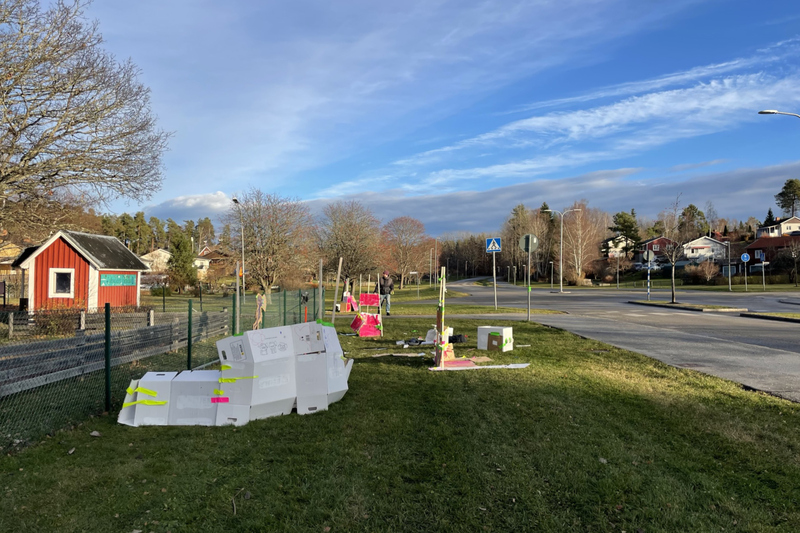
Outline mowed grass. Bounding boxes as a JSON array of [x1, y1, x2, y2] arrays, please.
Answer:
[[2, 318, 800, 532]]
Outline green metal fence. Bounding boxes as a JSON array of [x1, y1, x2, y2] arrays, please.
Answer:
[[0, 287, 323, 452]]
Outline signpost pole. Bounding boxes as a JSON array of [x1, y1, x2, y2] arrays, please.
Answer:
[[762, 261, 767, 291], [647, 256, 651, 301], [741, 253, 750, 292], [493, 251, 497, 310], [616, 253, 619, 290], [527, 243, 531, 322]]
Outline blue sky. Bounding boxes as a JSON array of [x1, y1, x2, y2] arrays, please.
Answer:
[[87, 0, 800, 235]]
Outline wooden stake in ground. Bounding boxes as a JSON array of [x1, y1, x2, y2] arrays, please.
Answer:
[[331, 257, 343, 324]]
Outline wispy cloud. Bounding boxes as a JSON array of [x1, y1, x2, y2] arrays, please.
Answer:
[[394, 71, 800, 188], [669, 159, 727, 173]]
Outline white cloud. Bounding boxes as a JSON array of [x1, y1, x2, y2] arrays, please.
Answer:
[[305, 162, 800, 235], [394, 72, 800, 188]]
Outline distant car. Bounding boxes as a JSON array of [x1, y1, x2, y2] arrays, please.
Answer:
[[632, 263, 644, 271], [648, 263, 662, 272], [790, 231, 800, 236]]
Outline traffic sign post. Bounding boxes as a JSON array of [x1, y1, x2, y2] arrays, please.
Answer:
[[643, 250, 654, 301], [519, 234, 539, 321], [486, 238, 501, 310], [741, 253, 750, 292], [762, 261, 769, 291]]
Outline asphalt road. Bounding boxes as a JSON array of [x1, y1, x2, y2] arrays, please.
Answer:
[[440, 278, 800, 402]]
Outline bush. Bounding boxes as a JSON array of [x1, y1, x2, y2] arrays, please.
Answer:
[[150, 286, 172, 297]]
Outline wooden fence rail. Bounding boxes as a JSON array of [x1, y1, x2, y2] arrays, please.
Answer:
[[0, 310, 229, 398]]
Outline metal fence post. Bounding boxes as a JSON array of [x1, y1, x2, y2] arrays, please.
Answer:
[[104, 303, 111, 412], [187, 299, 193, 370], [283, 290, 287, 326], [231, 293, 236, 333], [199, 283, 203, 312], [162, 282, 166, 312], [313, 288, 316, 320]]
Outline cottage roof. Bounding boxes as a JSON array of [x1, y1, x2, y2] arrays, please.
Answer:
[[14, 230, 148, 271]]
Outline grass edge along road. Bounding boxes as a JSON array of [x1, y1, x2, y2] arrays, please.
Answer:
[[2, 318, 800, 532]]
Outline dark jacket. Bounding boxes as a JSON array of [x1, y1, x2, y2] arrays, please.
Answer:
[[376, 276, 394, 295]]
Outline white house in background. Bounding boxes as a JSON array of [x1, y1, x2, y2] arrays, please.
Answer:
[[682, 236, 727, 263], [755, 216, 800, 238], [601, 235, 637, 258], [193, 256, 211, 280], [140, 249, 171, 273]]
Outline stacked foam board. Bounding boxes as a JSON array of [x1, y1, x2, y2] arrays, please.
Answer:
[[477, 326, 514, 352], [118, 322, 353, 427]]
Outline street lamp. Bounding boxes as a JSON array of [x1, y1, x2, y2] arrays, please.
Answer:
[[231, 196, 245, 305], [545, 208, 581, 293], [758, 109, 800, 119]]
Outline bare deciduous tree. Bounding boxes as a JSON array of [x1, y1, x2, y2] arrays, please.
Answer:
[[318, 200, 382, 281], [659, 196, 696, 303], [560, 200, 607, 284], [383, 216, 428, 289], [227, 188, 314, 292], [0, 0, 170, 231]]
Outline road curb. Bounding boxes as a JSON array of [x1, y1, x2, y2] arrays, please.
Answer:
[[739, 313, 800, 323], [627, 301, 748, 313]]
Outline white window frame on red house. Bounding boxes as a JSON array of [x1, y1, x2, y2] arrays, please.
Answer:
[[652, 244, 660, 251], [48, 268, 75, 299]]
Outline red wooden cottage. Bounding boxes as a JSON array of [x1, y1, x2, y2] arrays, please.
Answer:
[[12, 230, 148, 311]]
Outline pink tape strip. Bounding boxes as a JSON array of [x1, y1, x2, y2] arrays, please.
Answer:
[[211, 397, 230, 403]]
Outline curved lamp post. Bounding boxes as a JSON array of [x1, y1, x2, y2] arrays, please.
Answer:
[[544, 208, 581, 293], [231, 196, 245, 305], [759, 109, 800, 119]]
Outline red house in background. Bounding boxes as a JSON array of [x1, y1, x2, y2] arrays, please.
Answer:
[[13, 230, 148, 311]]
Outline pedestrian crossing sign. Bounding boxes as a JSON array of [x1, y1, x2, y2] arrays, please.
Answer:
[[486, 238, 501, 253]]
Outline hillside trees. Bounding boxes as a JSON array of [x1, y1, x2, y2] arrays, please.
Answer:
[[0, 0, 169, 231], [383, 217, 428, 289], [227, 188, 314, 291], [167, 232, 197, 293], [775, 179, 800, 217], [608, 210, 640, 257]]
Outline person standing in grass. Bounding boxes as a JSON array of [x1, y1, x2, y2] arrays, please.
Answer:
[[375, 271, 394, 316]]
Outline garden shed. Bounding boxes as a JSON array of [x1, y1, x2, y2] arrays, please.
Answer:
[[12, 230, 148, 311]]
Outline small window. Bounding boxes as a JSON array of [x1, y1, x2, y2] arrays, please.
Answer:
[[653, 244, 660, 251], [48, 268, 75, 299]]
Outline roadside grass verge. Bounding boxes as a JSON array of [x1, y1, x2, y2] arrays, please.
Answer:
[[3, 319, 800, 531], [629, 300, 746, 311], [333, 304, 561, 316]]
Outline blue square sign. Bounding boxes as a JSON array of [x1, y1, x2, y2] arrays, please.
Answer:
[[486, 238, 501, 253]]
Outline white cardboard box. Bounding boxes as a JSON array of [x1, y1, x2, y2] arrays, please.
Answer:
[[322, 325, 353, 404], [215, 403, 251, 426], [290, 322, 326, 355], [477, 326, 514, 352], [216, 327, 297, 420], [167, 370, 221, 426], [296, 352, 329, 415], [133, 371, 178, 426]]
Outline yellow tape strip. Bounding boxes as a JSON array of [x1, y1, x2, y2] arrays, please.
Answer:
[[126, 387, 134, 396], [134, 386, 158, 397], [221, 364, 232, 371], [122, 400, 167, 408], [219, 376, 258, 383], [214, 389, 225, 395]]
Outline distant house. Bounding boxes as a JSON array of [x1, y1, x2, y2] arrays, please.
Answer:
[[601, 235, 637, 258], [745, 235, 800, 263], [638, 236, 675, 261], [140, 249, 171, 273], [0, 241, 23, 274], [193, 256, 211, 280], [682, 236, 728, 263], [755, 216, 800, 239], [12, 230, 148, 311]]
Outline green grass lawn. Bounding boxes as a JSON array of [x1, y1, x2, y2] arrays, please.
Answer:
[[3, 318, 800, 532]]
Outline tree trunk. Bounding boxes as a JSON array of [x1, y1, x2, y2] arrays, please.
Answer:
[[671, 264, 677, 303]]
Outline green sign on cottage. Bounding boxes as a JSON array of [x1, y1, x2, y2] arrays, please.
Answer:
[[100, 274, 137, 287]]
